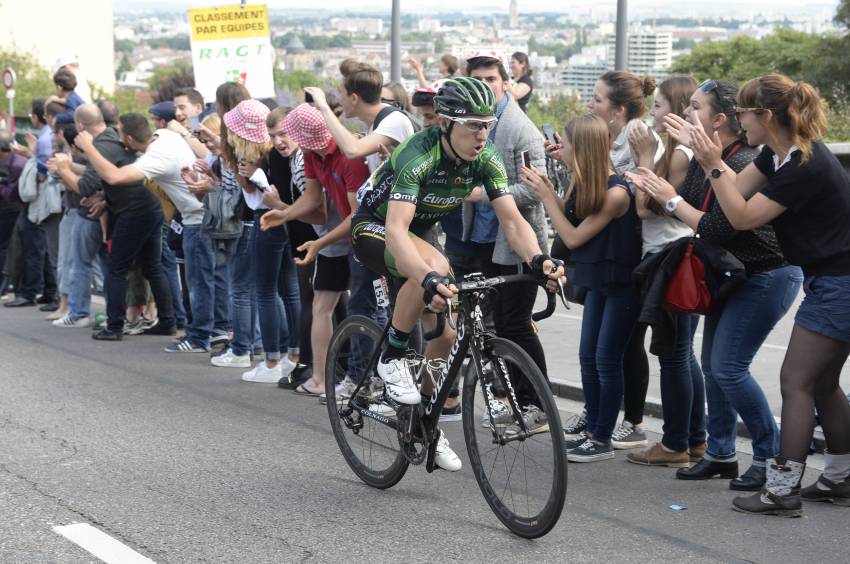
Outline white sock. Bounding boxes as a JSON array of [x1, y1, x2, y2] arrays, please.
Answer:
[[818, 451, 850, 490]]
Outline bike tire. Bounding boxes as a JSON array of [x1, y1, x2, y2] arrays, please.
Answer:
[[325, 315, 409, 489], [462, 337, 567, 538]]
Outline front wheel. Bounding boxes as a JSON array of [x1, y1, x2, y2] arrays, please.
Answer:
[[325, 315, 409, 489], [462, 337, 567, 538]]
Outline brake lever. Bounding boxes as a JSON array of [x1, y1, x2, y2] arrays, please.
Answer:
[[556, 278, 570, 310], [445, 298, 457, 330]]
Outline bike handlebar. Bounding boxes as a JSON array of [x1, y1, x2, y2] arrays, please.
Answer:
[[422, 273, 568, 341]]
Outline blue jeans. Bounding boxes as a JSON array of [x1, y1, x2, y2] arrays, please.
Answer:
[[347, 252, 388, 382], [57, 210, 75, 296], [228, 223, 255, 357], [252, 212, 293, 361], [659, 314, 706, 452], [67, 215, 102, 320], [213, 241, 231, 337], [280, 236, 301, 355], [579, 284, 640, 443], [160, 223, 187, 327], [182, 224, 216, 347], [702, 265, 803, 464]]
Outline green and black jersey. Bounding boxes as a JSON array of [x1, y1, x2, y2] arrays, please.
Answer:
[[358, 127, 510, 234]]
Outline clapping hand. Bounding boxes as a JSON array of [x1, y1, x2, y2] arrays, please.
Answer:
[[294, 240, 320, 266], [625, 167, 678, 205], [181, 167, 214, 195], [628, 121, 658, 168]]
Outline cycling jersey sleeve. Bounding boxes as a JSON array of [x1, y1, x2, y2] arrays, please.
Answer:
[[388, 148, 434, 206], [480, 146, 510, 201]]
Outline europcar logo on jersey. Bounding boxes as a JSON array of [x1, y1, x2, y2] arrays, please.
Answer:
[[422, 193, 465, 206], [489, 154, 507, 176]]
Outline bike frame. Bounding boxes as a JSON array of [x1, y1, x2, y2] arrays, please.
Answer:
[[341, 279, 535, 472]]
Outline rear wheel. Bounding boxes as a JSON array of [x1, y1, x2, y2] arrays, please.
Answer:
[[325, 316, 409, 489], [462, 337, 567, 538]]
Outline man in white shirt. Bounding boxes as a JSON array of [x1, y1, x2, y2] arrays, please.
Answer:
[[75, 112, 218, 354], [305, 63, 414, 173]]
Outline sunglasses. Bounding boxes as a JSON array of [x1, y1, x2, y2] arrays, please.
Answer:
[[734, 106, 772, 117], [381, 98, 402, 109], [698, 79, 718, 94], [446, 115, 498, 132]]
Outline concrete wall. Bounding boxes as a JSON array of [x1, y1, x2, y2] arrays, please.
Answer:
[[827, 143, 850, 176], [0, 0, 115, 93]]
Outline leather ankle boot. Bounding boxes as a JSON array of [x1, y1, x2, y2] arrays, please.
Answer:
[[732, 459, 804, 517], [730, 464, 766, 491], [676, 457, 738, 480]]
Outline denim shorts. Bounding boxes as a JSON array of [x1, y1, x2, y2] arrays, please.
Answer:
[[795, 274, 850, 343]]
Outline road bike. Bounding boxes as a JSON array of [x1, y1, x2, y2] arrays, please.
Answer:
[[325, 272, 568, 538]]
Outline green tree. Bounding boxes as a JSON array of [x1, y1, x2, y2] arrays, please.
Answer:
[[116, 53, 132, 80], [526, 93, 585, 131], [147, 35, 191, 51], [836, 0, 850, 30], [114, 38, 136, 53], [147, 60, 195, 102], [274, 69, 321, 93], [670, 29, 820, 83], [0, 49, 54, 121]]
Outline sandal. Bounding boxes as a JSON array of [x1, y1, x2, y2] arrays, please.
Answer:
[[293, 383, 321, 397]]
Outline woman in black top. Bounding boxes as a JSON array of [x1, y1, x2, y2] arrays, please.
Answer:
[[673, 74, 850, 516], [509, 52, 534, 113], [630, 80, 802, 492]]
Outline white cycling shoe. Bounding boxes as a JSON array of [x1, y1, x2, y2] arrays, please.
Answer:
[[377, 357, 421, 405], [435, 430, 462, 472]]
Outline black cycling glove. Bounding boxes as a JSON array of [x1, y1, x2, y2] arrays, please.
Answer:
[[421, 271, 451, 306], [530, 254, 564, 276]]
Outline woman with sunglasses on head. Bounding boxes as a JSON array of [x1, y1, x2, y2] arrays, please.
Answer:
[[524, 114, 641, 462], [631, 79, 801, 493], [624, 76, 708, 469], [666, 74, 850, 517], [580, 70, 662, 450]]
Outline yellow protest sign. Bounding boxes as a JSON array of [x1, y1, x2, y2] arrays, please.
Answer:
[[189, 4, 270, 42]]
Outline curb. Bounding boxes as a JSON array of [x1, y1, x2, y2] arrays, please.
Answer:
[[549, 379, 827, 452]]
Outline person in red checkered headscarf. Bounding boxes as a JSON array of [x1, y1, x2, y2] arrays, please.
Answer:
[[260, 102, 387, 398]]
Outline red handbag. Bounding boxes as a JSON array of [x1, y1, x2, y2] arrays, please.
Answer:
[[663, 142, 743, 314], [664, 239, 713, 313]]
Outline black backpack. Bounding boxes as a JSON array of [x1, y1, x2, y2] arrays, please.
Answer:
[[373, 105, 422, 134]]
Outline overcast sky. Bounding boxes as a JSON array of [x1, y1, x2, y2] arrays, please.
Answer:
[[116, 0, 841, 18]]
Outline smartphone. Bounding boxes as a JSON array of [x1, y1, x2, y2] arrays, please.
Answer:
[[189, 115, 200, 132], [305, 91, 314, 104], [543, 124, 557, 146], [521, 150, 531, 168]]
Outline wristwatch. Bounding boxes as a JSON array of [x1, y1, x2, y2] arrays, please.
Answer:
[[710, 166, 726, 179], [665, 195, 684, 213]]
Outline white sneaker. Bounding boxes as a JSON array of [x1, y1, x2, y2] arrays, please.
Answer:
[[241, 361, 283, 383], [334, 376, 358, 400], [52, 315, 92, 328], [211, 348, 251, 368], [480, 396, 512, 428], [435, 430, 462, 472], [377, 357, 420, 405], [278, 356, 297, 378]]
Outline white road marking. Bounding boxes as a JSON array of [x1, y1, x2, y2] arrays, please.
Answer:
[[53, 523, 155, 564], [550, 312, 789, 351]]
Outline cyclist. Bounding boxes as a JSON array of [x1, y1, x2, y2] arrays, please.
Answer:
[[351, 77, 565, 470]]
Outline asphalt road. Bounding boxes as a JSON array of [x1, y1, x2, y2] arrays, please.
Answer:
[[1, 306, 847, 563]]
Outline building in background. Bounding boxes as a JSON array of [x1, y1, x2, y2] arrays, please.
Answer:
[[0, 0, 115, 93], [509, 0, 519, 29], [607, 31, 673, 78]]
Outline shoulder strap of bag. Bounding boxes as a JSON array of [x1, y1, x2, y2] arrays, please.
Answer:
[[699, 140, 746, 212]]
